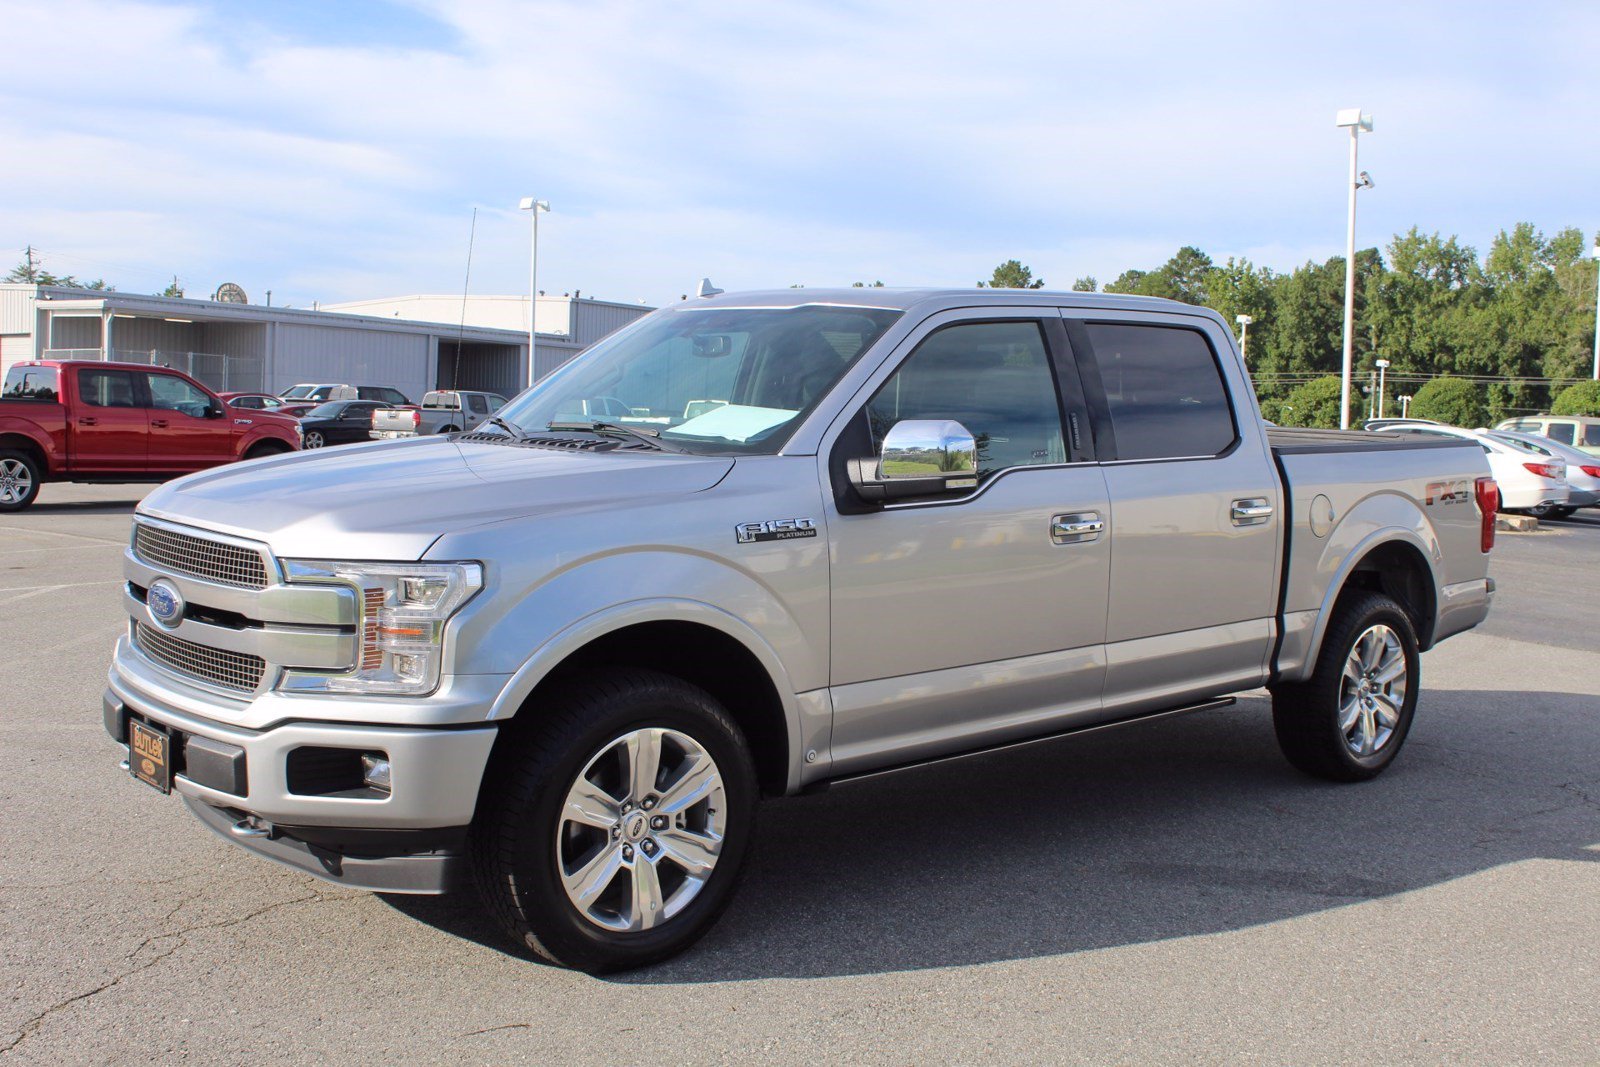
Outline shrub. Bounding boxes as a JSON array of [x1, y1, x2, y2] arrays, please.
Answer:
[[1275, 376, 1343, 428], [1408, 377, 1488, 428], [1550, 380, 1600, 417]]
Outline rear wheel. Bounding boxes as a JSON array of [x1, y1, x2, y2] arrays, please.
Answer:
[[1270, 591, 1419, 782], [0, 450, 41, 512], [471, 669, 757, 973], [440, 425, 461, 434]]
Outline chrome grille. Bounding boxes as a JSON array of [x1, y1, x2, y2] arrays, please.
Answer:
[[133, 623, 266, 693], [133, 522, 268, 589]]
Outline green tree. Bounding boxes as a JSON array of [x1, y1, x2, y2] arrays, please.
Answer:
[[1071, 276, 1097, 292], [1408, 377, 1488, 427], [161, 276, 184, 298], [5, 251, 111, 290], [1274, 376, 1344, 428], [1550, 380, 1600, 416], [981, 260, 1044, 289]]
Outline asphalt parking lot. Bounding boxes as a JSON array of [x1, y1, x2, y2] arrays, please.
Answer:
[[3, 486, 1597, 1064]]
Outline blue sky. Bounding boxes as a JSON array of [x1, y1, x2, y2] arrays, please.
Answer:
[[2, 1, 1595, 308]]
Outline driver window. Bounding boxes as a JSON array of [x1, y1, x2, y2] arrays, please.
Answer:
[[864, 321, 1065, 479], [145, 374, 211, 417]]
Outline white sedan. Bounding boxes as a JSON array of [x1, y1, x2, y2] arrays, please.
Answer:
[[1485, 429, 1600, 517], [1372, 422, 1569, 513]]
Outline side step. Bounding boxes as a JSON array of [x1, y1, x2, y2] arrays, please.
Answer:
[[819, 696, 1237, 789]]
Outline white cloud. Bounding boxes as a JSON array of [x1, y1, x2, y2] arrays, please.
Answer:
[[2, 0, 1596, 307]]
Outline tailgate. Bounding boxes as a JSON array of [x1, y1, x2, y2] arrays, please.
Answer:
[[370, 409, 417, 432]]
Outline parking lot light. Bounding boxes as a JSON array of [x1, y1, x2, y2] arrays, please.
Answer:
[[519, 197, 551, 389], [1336, 108, 1374, 429]]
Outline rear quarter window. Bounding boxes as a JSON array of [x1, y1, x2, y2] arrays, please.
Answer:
[[1545, 422, 1576, 444], [2, 367, 59, 402]]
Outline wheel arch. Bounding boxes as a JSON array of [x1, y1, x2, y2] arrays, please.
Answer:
[[1296, 529, 1439, 683], [488, 602, 811, 798], [0, 429, 54, 478]]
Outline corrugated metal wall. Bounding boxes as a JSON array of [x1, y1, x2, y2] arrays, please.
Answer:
[[436, 342, 524, 396], [48, 317, 101, 349], [107, 317, 202, 356], [0, 288, 36, 334], [271, 323, 430, 402], [1, 334, 35, 374], [534, 339, 583, 382], [571, 302, 649, 346]]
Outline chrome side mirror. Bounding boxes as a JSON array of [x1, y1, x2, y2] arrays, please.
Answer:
[[848, 419, 978, 504]]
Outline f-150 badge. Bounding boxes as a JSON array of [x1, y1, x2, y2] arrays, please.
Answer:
[[735, 518, 818, 543]]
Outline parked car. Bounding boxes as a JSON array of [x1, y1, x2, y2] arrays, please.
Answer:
[[0, 360, 299, 511], [1371, 421, 1568, 512], [221, 392, 291, 412], [105, 288, 1498, 972], [371, 390, 508, 439], [295, 399, 389, 448], [1362, 417, 1441, 431], [1484, 429, 1600, 517], [1494, 414, 1600, 458], [278, 384, 413, 419]]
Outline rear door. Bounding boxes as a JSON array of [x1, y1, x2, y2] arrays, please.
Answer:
[[68, 367, 148, 472], [143, 371, 232, 471], [1065, 313, 1280, 712], [464, 392, 491, 430]]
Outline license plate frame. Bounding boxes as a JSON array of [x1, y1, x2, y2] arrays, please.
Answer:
[[128, 718, 173, 793]]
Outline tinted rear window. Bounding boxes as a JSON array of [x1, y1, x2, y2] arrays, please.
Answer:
[[1085, 323, 1236, 461], [1545, 422, 1575, 444], [3, 366, 59, 402]]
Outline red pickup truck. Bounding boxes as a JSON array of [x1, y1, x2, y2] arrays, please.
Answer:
[[0, 360, 300, 512]]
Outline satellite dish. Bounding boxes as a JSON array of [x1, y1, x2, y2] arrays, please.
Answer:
[[213, 282, 249, 304]]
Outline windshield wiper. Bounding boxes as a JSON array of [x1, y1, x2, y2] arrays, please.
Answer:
[[481, 415, 525, 438], [546, 419, 686, 453]]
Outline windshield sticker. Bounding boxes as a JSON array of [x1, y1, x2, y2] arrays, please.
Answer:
[[673, 404, 797, 443]]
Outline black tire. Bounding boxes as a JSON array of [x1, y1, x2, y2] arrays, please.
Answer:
[[1270, 591, 1420, 782], [243, 441, 291, 461], [440, 425, 461, 434], [1545, 507, 1576, 520], [0, 448, 42, 512], [471, 668, 758, 973]]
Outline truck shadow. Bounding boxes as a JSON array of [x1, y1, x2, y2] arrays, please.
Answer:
[[25, 498, 143, 515], [385, 688, 1600, 981]]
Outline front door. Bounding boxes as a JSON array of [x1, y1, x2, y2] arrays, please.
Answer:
[[824, 312, 1111, 776], [143, 371, 233, 471], [68, 366, 147, 472]]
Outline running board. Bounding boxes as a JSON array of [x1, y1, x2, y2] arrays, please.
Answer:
[[818, 696, 1237, 790]]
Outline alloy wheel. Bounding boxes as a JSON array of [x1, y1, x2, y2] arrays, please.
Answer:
[[1339, 624, 1407, 757], [556, 727, 727, 933], [303, 431, 325, 448], [0, 459, 34, 504]]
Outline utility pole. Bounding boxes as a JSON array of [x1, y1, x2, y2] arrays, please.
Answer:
[[1335, 109, 1374, 429]]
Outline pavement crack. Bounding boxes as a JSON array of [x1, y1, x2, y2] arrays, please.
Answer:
[[0, 890, 328, 1057], [460, 1023, 533, 1037]]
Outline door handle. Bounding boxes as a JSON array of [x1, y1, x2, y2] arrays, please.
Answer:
[[150, 419, 170, 429], [78, 417, 98, 426], [1051, 511, 1104, 544], [1231, 498, 1274, 526]]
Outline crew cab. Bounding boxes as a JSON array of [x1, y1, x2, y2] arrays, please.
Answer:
[[103, 290, 1496, 972], [370, 390, 508, 439], [0, 360, 299, 511]]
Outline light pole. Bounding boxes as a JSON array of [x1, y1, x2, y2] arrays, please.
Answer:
[[1591, 239, 1599, 380], [518, 197, 551, 388], [1336, 108, 1374, 429], [1398, 394, 1411, 418], [1375, 358, 1390, 418], [1235, 314, 1253, 363]]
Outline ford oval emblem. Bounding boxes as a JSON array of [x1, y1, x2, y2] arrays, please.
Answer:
[[147, 578, 185, 630]]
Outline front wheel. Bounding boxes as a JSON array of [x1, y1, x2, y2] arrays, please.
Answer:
[[471, 669, 757, 972], [1270, 591, 1420, 782], [0, 450, 42, 512], [302, 430, 326, 449]]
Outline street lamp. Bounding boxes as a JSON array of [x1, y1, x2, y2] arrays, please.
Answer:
[[518, 196, 551, 388], [1235, 314, 1254, 363], [1336, 107, 1374, 429], [1591, 239, 1600, 380], [1398, 393, 1412, 418], [1375, 358, 1390, 419]]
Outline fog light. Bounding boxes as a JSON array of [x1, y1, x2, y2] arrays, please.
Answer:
[[360, 753, 392, 793]]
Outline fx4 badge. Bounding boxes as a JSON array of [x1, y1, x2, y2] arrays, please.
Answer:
[[1424, 479, 1471, 506], [735, 518, 818, 544]]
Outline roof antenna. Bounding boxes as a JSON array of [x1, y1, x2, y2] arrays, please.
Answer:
[[696, 278, 723, 298]]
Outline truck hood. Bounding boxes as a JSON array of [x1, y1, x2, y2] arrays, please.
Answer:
[[137, 436, 734, 560]]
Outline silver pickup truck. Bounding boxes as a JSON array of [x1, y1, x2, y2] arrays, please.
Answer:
[[370, 390, 508, 439], [105, 289, 1497, 972]]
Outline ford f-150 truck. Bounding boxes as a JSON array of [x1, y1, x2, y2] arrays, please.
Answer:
[[0, 360, 300, 511], [103, 289, 1496, 972]]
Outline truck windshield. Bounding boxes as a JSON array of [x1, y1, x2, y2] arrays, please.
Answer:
[[497, 305, 902, 455], [281, 385, 317, 399]]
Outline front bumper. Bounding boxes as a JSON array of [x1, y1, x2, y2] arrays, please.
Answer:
[[106, 641, 501, 893]]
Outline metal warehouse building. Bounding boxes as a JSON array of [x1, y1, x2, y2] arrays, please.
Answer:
[[0, 285, 652, 399]]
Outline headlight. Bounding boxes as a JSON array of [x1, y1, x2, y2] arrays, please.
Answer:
[[278, 560, 482, 695]]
